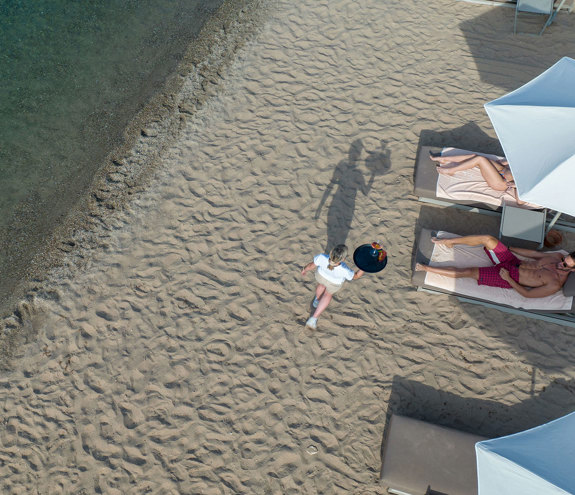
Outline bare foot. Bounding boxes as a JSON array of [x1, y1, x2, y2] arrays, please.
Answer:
[[432, 237, 456, 248], [415, 263, 427, 272], [429, 152, 451, 165]]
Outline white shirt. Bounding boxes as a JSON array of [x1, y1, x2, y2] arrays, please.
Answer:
[[314, 254, 355, 285]]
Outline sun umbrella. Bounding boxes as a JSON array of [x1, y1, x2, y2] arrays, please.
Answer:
[[475, 411, 575, 495], [484, 56, 575, 218]]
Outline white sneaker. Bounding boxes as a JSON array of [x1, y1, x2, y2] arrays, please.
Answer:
[[306, 317, 318, 329], [312, 297, 319, 308]]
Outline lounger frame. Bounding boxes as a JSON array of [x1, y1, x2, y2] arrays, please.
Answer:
[[417, 287, 575, 328], [413, 228, 575, 328]]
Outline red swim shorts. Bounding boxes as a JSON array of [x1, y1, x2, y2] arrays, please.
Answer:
[[477, 241, 521, 289]]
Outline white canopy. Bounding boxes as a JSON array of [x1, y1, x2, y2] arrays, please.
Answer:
[[476, 411, 575, 495], [484, 57, 575, 217]]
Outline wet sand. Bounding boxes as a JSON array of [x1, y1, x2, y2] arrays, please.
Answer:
[[2, 0, 575, 493]]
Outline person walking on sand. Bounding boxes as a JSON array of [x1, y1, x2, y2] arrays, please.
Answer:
[[301, 244, 364, 329]]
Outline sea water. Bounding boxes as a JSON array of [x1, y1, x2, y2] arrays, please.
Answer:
[[0, 0, 224, 311]]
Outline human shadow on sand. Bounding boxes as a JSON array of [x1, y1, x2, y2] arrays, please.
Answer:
[[316, 138, 391, 252]]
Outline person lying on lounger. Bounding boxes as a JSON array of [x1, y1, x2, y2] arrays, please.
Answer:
[[415, 235, 575, 298], [429, 151, 525, 204]]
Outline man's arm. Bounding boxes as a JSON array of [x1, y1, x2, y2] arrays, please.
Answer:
[[499, 268, 561, 298]]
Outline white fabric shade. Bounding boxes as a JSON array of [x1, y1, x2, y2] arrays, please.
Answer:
[[476, 411, 575, 495], [484, 57, 575, 216]]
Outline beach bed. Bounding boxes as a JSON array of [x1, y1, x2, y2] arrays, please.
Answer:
[[414, 146, 517, 214], [380, 414, 486, 495], [414, 146, 575, 233], [412, 228, 575, 327]]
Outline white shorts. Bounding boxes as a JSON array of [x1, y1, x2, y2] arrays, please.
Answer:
[[315, 271, 344, 294]]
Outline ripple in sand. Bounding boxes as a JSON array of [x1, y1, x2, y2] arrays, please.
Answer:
[[204, 339, 233, 362]]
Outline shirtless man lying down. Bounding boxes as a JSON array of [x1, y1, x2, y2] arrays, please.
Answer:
[[415, 235, 575, 298]]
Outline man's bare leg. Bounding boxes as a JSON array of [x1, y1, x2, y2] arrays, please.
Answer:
[[431, 234, 499, 251], [415, 263, 479, 281]]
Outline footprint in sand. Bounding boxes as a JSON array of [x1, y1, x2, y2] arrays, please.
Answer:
[[306, 445, 318, 455]]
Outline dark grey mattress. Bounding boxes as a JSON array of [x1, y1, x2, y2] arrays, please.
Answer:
[[412, 228, 575, 314], [414, 146, 502, 212], [380, 414, 486, 495]]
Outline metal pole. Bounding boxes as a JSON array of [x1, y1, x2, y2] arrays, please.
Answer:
[[546, 210, 562, 233], [455, 0, 515, 7], [456, 0, 573, 9]]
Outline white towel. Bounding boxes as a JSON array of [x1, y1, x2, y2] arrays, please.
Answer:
[[435, 148, 540, 209], [424, 231, 573, 311]]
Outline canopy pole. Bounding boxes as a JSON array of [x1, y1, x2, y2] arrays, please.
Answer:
[[455, 0, 515, 6], [546, 211, 562, 233], [456, 0, 573, 9]]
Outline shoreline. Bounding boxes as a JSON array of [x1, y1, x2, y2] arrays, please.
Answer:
[[0, 0, 272, 332], [1, 0, 575, 492]]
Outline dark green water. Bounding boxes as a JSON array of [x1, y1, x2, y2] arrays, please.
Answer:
[[0, 0, 224, 308]]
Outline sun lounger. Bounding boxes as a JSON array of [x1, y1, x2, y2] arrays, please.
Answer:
[[414, 146, 575, 234], [412, 228, 575, 327], [380, 414, 487, 495], [414, 146, 538, 213]]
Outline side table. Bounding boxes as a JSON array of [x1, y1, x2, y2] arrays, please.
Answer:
[[499, 203, 547, 250]]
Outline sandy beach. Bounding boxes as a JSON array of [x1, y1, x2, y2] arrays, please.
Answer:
[[2, 0, 575, 493]]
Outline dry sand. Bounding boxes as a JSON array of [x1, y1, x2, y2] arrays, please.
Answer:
[[2, 0, 575, 493]]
